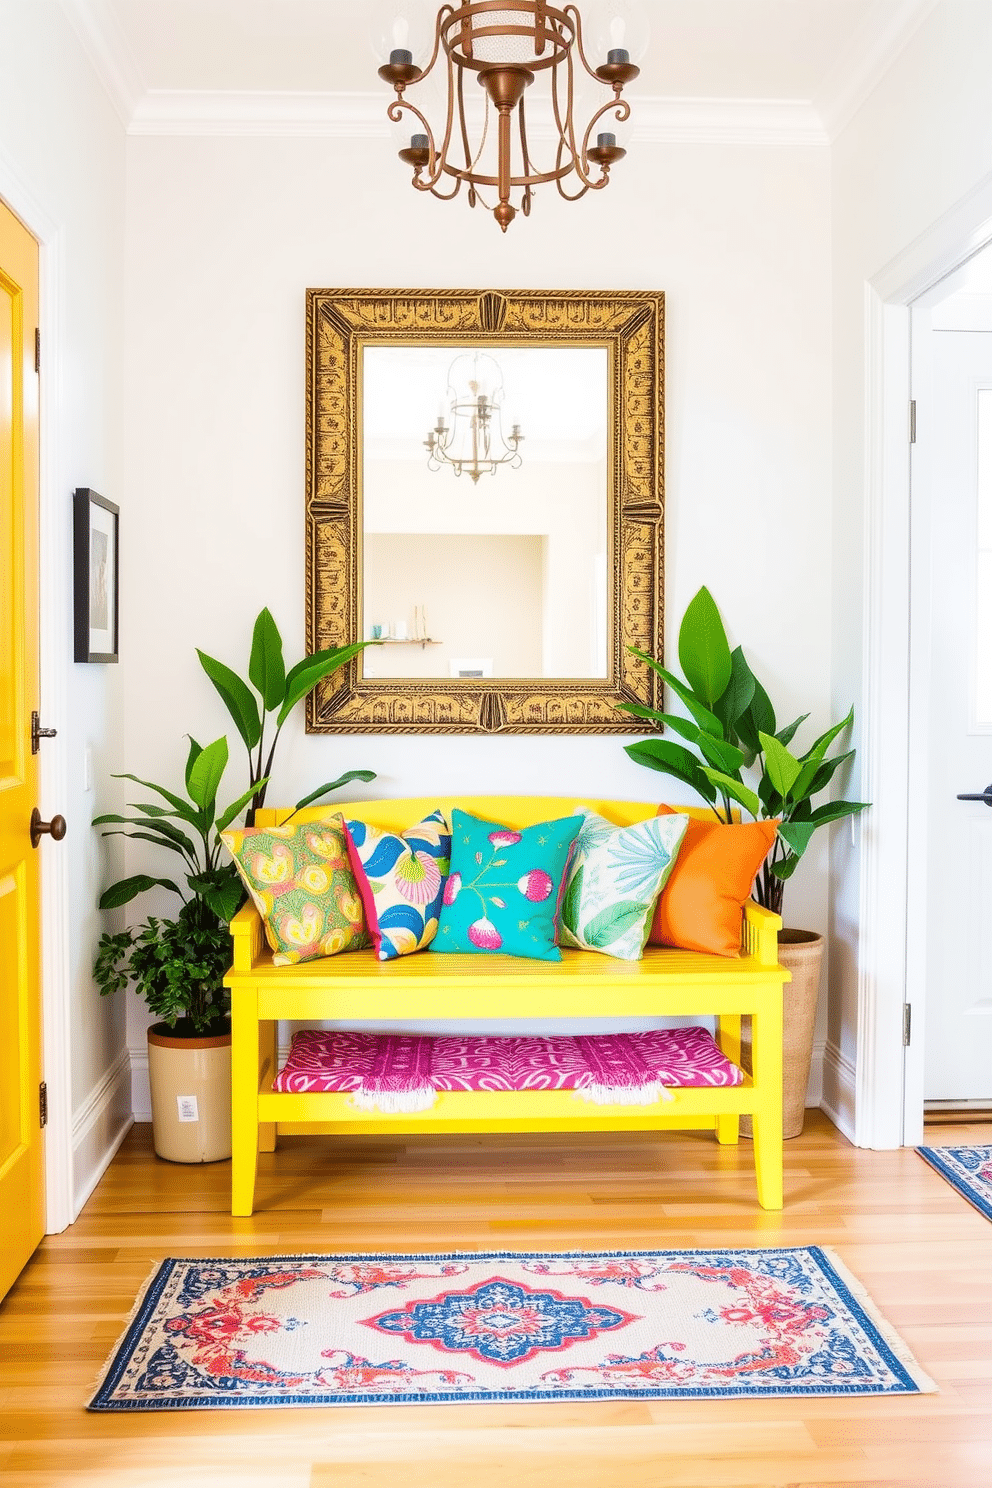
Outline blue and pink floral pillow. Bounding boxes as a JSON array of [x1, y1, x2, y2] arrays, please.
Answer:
[[431, 808, 583, 961], [345, 810, 451, 961]]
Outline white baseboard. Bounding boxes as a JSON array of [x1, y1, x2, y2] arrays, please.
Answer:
[[820, 1038, 857, 1143], [129, 1043, 151, 1123], [72, 1049, 133, 1219], [807, 1039, 825, 1109]]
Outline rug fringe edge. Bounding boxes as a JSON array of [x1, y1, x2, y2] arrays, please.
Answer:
[[817, 1246, 938, 1394], [86, 1256, 170, 1410]]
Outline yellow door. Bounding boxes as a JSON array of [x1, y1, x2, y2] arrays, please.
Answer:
[[0, 199, 44, 1303]]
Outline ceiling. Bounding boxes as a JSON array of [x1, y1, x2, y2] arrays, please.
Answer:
[[60, 0, 939, 140]]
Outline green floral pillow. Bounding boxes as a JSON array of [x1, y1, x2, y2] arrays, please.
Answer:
[[559, 807, 689, 961], [221, 814, 370, 966], [431, 807, 583, 961]]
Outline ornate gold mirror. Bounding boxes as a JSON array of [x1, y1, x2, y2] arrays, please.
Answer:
[[306, 288, 664, 733]]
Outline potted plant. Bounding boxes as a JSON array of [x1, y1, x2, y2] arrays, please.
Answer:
[[618, 586, 869, 1136], [94, 609, 375, 1162]]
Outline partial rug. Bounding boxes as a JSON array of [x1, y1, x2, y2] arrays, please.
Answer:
[[917, 1143, 992, 1222], [88, 1247, 935, 1411]]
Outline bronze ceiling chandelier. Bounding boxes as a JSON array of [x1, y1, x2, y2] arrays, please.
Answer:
[[375, 2, 646, 231]]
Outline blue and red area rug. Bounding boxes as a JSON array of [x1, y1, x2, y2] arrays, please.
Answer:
[[88, 1247, 934, 1410], [918, 1143, 992, 1222]]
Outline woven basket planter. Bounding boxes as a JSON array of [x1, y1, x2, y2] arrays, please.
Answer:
[[740, 929, 824, 1140]]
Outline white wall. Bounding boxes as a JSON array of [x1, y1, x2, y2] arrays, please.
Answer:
[[0, 0, 129, 1218], [830, 1, 992, 1139], [120, 129, 833, 1106]]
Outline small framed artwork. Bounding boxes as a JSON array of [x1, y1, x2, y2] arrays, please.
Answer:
[[73, 488, 119, 663]]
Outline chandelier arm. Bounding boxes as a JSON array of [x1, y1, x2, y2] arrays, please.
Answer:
[[570, 97, 631, 189], [561, 2, 606, 84], [415, 4, 451, 84], [517, 99, 534, 214], [552, 132, 588, 200]]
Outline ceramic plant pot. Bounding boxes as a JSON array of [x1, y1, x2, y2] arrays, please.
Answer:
[[146, 1022, 232, 1163], [741, 929, 824, 1140]]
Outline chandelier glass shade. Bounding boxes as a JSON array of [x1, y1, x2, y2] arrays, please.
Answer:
[[425, 351, 524, 482], [375, 2, 646, 231]]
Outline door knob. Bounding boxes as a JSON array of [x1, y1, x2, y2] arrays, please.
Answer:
[[30, 809, 67, 849], [956, 784, 992, 806]]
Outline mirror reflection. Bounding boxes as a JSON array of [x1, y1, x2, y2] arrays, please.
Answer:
[[361, 344, 609, 681]]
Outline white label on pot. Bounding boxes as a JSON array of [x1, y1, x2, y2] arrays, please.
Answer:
[[177, 1095, 199, 1122]]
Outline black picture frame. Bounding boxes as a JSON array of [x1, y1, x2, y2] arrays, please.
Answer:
[[73, 488, 119, 663]]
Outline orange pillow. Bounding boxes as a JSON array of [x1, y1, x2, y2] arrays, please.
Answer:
[[648, 807, 778, 957]]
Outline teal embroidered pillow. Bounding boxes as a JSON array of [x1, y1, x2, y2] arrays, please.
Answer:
[[431, 808, 583, 962], [559, 807, 689, 961], [345, 810, 451, 961]]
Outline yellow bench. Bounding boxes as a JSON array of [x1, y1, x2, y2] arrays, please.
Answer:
[[226, 797, 789, 1217]]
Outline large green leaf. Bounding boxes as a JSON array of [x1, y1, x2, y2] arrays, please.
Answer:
[[197, 649, 261, 751], [624, 739, 718, 804], [627, 649, 724, 737], [187, 736, 229, 812], [188, 869, 244, 922], [759, 731, 803, 799], [700, 768, 760, 819], [582, 900, 647, 948], [776, 713, 810, 749], [803, 706, 854, 764], [98, 874, 182, 910], [714, 646, 757, 738], [248, 607, 286, 713], [799, 750, 853, 799], [215, 776, 271, 834], [184, 737, 203, 795], [94, 814, 199, 857], [678, 587, 732, 708], [770, 853, 801, 882], [806, 798, 870, 827], [696, 732, 745, 776], [278, 641, 370, 727], [293, 769, 377, 811], [777, 820, 818, 859], [113, 772, 201, 826]]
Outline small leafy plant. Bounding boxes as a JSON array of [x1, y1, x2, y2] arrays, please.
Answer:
[[618, 587, 869, 917], [93, 609, 376, 1032]]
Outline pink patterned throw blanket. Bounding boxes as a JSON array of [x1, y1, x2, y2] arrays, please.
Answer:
[[272, 1027, 744, 1113]]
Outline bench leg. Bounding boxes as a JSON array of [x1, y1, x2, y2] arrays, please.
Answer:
[[715, 1014, 741, 1144], [231, 986, 260, 1217], [750, 992, 784, 1210], [258, 1019, 277, 1154]]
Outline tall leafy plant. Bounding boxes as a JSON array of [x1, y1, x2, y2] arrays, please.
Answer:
[[93, 610, 376, 1031], [618, 587, 869, 916], [197, 607, 374, 825]]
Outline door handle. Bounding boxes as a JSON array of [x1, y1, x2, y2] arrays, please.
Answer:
[[30, 809, 67, 849], [956, 784, 992, 806]]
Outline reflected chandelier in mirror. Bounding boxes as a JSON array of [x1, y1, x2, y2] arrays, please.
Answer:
[[305, 287, 664, 734]]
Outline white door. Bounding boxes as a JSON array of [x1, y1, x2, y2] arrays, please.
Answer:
[[919, 328, 992, 1104]]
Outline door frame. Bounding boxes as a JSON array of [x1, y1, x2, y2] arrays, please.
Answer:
[[0, 160, 74, 1233], [859, 169, 992, 1149]]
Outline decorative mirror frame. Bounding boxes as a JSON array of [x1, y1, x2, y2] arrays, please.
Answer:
[[305, 287, 664, 734]]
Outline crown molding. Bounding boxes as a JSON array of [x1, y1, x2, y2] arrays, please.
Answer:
[[126, 89, 826, 146], [58, 0, 146, 127], [815, 0, 942, 142]]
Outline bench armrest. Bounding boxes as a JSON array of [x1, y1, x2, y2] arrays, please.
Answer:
[[743, 901, 781, 966], [228, 900, 265, 973]]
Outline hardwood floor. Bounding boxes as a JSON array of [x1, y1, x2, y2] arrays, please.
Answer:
[[1, 1112, 990, 1487]]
